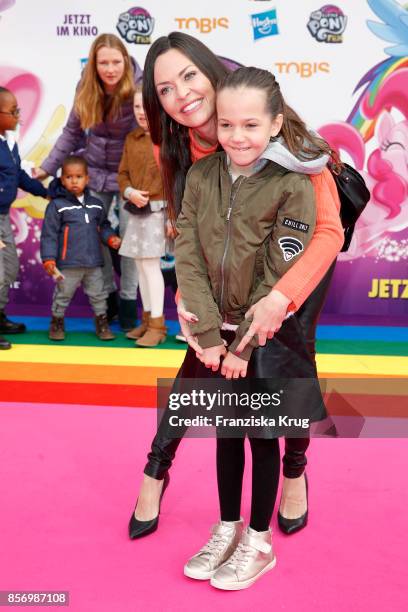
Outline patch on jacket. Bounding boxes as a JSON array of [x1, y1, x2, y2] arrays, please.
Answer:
[[282, 217, 310, 233], [278, 236, 304, 262]]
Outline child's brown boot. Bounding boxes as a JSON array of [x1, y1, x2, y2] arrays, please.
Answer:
[[126, 311, 150, 340], [95, 314, 115, 340], [136, 315, 167, 347], [49, 316, 65, 341]]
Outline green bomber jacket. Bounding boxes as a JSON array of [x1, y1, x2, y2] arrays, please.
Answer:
[[175, 151, 316, 360]]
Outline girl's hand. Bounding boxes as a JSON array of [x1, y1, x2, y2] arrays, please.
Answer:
[[33, 167, 49, 180], [235, 290, 291, 354], [198, 345, 227, 372], [177, 298, 202, 354], [221, 352, 248, 379], [166, 220, 177, 239], [129, 189, 150, 208]]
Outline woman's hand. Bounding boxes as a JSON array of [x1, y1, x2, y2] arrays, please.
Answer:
[[129, 189, 150, 208], [235, 289, 291, 354], [32, 167, 49, 180], [221, 352, 248, 379], [197, 345, 227, 372]]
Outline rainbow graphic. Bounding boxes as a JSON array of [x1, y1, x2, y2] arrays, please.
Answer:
[[347, 0, 408, 141]]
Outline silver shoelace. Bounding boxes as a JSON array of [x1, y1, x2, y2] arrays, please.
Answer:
[[224, 542, 253, 569]]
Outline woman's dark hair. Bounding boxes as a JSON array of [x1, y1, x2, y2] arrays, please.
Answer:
[[143, 32, 229, 221], [217, 67, 337, 164]]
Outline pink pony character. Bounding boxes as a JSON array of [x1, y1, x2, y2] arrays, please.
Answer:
[[0, 0, 15, 15], [319, 69, 408, 260]]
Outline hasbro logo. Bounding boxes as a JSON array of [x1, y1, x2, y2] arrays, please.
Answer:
[[251, 8, 279, 40]]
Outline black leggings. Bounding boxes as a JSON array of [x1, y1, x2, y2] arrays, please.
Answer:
[[217, 437, 280, 532]]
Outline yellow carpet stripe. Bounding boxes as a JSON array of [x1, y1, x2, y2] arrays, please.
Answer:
[[0, 344, 185, 368], [0, 344, 407, 377]]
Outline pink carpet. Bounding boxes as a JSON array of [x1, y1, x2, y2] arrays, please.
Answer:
[[0, 402, 406, 611]]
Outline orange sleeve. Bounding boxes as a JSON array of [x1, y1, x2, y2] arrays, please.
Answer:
[[153, 143, 161, 169], [274, 167, 343, 311]]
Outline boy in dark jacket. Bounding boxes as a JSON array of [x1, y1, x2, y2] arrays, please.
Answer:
[[41, 155, 120, 341], [0, 86, 48, 349]]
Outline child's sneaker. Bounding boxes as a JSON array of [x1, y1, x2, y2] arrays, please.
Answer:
[[184, 519, 244, 580], [210, 526, 276, 590], [49, 316, 65, 341]]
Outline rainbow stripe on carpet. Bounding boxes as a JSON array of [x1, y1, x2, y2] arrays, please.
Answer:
[[1, 317, 407, 409]]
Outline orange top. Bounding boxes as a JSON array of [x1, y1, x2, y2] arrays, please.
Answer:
[[154, 132, 343, 311]]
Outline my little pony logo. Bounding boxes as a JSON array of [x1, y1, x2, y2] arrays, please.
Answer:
[[116, 7, 155, 44], [307, 5, 347, 43]]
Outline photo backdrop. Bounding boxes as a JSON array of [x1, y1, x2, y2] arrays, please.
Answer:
[[1, 0, 407, 318]]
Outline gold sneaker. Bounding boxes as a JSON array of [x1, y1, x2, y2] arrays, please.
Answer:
[[210, 526, 276, 590], [184, 519, 244, 580]]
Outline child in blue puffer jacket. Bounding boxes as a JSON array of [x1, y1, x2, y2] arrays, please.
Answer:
[[0, 86, 48, 350], [40, 155, 121, 341]]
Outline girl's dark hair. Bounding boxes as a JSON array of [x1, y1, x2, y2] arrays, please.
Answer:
[[143, 32, 229, 221], [217, 67, 337, 165]]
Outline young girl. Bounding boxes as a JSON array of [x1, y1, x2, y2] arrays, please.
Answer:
[[176, 67, 328, 590], [118, 86, 167, 346]]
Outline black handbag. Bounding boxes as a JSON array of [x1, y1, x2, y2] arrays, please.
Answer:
[[329, 162, 371, 252], [124, 200, 153, 216]]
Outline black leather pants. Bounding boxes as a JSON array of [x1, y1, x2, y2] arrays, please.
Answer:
[[283, 260, 336, 477], [144, 261, 337, 481]]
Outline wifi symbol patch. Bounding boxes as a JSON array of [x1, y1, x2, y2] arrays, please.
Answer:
[[278, 236, 304, 262]]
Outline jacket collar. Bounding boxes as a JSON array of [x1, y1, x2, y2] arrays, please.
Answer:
[[0, 131, 16, 150], [132, 126, 148, 140], [48, 177, 92, 204], [225, 133, 329, 179]]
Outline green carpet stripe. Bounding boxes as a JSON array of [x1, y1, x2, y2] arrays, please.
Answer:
[[4, 332, 408, 356], [6, 331, 184, 350], [316, 340, 408, 356]]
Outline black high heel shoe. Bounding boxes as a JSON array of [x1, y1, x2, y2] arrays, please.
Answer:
[[128, 473, 170, 540], [278, 473, 308, 535]]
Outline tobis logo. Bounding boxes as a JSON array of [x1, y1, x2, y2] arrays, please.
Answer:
[[174, 17, 229, 33], [116, 7, 154, 44], [307, 5, 347, 43], [274, 61, 330, 78]]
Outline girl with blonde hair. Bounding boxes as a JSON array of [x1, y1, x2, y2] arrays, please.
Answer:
[[34, 33, 143, 328]]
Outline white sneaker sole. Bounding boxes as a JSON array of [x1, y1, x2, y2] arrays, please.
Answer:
[[210, 557, 277, 590], [184, 565, 216, 580]]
